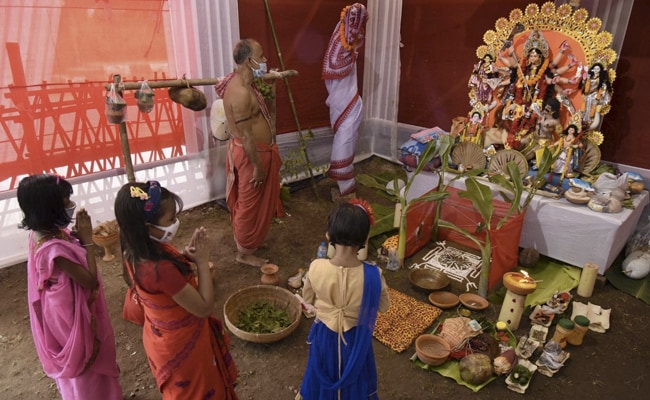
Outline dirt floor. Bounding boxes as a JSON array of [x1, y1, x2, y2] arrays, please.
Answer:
[[1, 156, 648, 400]]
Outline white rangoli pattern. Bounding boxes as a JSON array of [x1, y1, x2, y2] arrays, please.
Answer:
[[409, 241, 483, 291]]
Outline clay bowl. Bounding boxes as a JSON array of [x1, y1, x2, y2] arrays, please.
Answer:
[[503, 272, 537, 295], [92, 231, 119, 262], [409, 268, 450, 291], [415, 334, 451, 366], [428, 291, 460, 309], [459, 293, 489, 311], [92, 231, 119, 247]]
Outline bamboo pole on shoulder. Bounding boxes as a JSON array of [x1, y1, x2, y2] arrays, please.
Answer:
[[103, 70, 298, 91]]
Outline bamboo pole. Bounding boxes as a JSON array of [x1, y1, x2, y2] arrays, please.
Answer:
[[104, 70, 298, 91], [263, 0, 320, 199]]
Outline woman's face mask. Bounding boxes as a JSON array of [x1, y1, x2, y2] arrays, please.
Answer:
[[149, 218, 180, 243], [250, 57, 268, 78]]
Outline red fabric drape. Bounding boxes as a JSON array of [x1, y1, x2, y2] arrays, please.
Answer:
[[436, 187, 525, 291]]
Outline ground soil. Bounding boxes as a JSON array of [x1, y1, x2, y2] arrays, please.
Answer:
[[1, 156, 648, 400]]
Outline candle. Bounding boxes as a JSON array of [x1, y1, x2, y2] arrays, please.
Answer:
[[577, 262, 599, 298]]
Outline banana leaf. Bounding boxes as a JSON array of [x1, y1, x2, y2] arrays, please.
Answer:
[[368, 202, 399, 238], [457, 177, 494, 226]]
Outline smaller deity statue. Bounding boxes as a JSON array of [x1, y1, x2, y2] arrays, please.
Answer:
[[468, 50, 511, 113], [527, 97, 562, 164], [579, 62, 612, 130], [459, 111, 485, 147], [551, 123, 583, 181]]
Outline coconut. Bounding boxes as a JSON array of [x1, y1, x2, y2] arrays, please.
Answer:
[[519, 248, 540, 268], [459, 353, 494, 385], [493, 348, 517, 375]]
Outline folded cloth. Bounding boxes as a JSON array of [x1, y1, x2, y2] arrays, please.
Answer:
[[410, 126, 448, 144], [399, 128, 450, 171], [398, 139, 442, 171], [571, 301, 610, 333]]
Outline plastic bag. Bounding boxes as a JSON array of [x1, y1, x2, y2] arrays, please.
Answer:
[[135, 80, 155, 113], [622, 217, 650, 279], [625, 216, 650, 256], [105, 83, 127, 124], [592, 172, 628, 200]]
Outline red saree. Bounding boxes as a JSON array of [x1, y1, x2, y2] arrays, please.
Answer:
[[127, 247, 238, 399]]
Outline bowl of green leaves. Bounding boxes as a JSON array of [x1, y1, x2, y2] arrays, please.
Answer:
[[224, 285, 302, 343]]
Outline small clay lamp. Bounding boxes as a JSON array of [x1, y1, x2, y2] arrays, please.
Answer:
[[498, 271, 538, 330]]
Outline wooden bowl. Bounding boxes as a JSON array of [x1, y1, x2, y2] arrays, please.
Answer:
[[223, 285, 302, 344], [415, 334, 451, 366], [428, 291, 460, 309], [459, 293, 489, 311], [409, 268, 450, 291]]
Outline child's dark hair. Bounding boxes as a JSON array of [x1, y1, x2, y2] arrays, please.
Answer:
[[114, 181, 189, 276], [17, 174, 73, 231], [327, 203, 371, 248]]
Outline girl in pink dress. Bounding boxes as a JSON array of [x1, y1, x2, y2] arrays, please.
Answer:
[[17, 174, 122, 400]]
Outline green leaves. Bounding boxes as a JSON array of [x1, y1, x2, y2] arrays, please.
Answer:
[[459, 177, 494, 226], [236, 301, 292, 334], [368, 202, 398, 238]]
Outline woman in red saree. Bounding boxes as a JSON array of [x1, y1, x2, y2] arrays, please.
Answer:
[[115, 180, 238, 400]]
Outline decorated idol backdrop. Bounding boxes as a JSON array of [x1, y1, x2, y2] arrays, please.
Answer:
[[463, 3, 615, 178], [394, 0, 647, 170]]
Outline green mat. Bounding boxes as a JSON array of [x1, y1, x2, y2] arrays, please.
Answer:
[[606, 253, 650, 305]]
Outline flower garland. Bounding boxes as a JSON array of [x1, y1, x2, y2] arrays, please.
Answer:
[[517, 57, 550, 87], [339, 5, 358, 52]]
